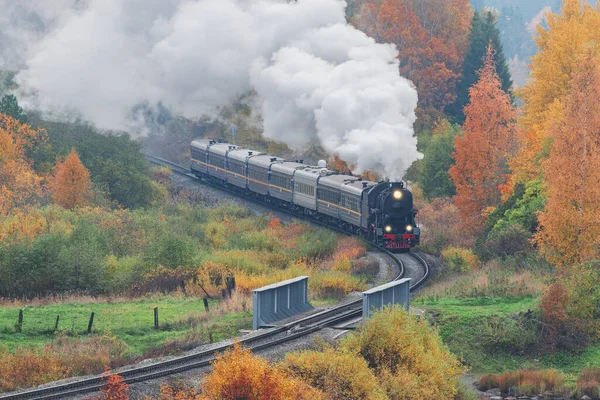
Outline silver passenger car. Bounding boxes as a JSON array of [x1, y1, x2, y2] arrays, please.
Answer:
[[340, 178, 376, 228], [207, 143, 236, 181], [292, 166, 321, 211], [270, 161, 305, 203], [247, 155, 282, 196], [190, 139, 214, 175], [316, 174, 345, 219], [227, 148, 260, 190]]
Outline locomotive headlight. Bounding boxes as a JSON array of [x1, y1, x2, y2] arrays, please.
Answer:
[[406, 225, 413, 232], [385, 225, 392, 233], [393, 190, 403, 200]]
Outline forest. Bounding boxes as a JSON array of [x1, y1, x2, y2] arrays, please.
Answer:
[[2, 0, 600, 399]]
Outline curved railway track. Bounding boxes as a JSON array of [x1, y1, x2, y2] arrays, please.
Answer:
[[0, 156, 430, 400]]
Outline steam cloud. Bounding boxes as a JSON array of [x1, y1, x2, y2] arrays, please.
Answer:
[[6, 0, 420, 179]]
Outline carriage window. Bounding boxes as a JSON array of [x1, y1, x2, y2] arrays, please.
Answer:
[[295, 182, 315, 196]]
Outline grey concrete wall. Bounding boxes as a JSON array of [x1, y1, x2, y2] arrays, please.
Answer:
[[252, 276, 312, 330], [362, 278, 411, 321]]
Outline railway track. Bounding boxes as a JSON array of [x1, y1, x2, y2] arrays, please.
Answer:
[[0, 156, 430, 400]]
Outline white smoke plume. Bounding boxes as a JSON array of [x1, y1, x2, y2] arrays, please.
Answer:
[[9, 0, 420, 179]]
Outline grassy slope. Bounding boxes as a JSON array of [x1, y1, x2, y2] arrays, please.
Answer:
[[0, 296, 251, 354], [414, 285, 600, 377]]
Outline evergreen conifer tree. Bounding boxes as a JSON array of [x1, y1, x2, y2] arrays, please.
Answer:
[[446, 10, 513, 123], [0, 94, 27, 124]]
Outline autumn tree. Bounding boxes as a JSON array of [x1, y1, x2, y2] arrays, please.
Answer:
[[341, 306, 463, 399], [511, 0, 600, 185], [352, 0, 471, 125], [50, 148, 92, 210], [0, 114, 44, 216], [449, 46, 517, 232], [446, 10, 513, 123], [535, 51, 600, 267], [283, 347, 384, 400], [200, 344, 324, 400]]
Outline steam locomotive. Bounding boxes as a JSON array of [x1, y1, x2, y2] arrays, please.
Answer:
[[190, 139, 420, 252]]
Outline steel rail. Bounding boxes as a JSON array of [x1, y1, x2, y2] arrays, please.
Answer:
[[0, 156, 428, 400]]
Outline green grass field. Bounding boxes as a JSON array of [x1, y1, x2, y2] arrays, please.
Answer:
[[414, 293, 600, 377], [0, 296, 252, 354]]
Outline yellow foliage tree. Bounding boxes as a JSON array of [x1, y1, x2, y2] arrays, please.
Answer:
[[535, 50, 600, 267], [0, 114, 44, 216], [283, 347, 386, 400], [200, 344, 324, 400], [511, 0, 600, 185], [341, 306, 464, 399], [50, 148, 92, 210]]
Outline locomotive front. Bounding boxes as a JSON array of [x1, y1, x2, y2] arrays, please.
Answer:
[[371, 182, 420, 252]]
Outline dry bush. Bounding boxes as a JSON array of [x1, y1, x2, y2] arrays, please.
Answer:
[[144, 292, 252, 358], [420, 265, 544, 301], [351, 257, 380, 277], [158, 381, 201, 400], [441, 247, 479, 273], [0, 346, 69, 392], [539, 283, 587, 351], [133, 266, 196, 295], [418, 198, 474, 254], [310, 271, 366, 299], [478, 369, 565, 396], [342, 306, 463, 399], [283, 347, 385, 400], [49, 334, 130, 375], [199, 344, 324, 400], [99, 368, 130, 400], [577, 368, 600, 399], [0, 333, 130, 393]]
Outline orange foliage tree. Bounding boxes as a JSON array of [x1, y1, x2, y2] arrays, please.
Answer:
[[200, 344, 323, 400], [366, 0, 471, 123], [449, 46, 517, 232], [50, 148, 92, 210], [0, 113, 44, 216], [511, 0, 600, 185], [534, 51, 600, 267]]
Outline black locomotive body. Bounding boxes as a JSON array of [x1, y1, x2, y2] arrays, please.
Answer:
[[190, 139, 420, 251]]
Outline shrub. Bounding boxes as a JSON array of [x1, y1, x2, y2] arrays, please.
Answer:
[[478, 315, 538, 355], [100, 368, 129, 400], [342, 306, 463, 399], [441, 247, 479, 273], [283, 348, 385, 400], [478, 369, 565, 397], [310, 271, 366, 299], [479, 223, 531, 259], [577, 368, 600, 399], [200, 344, 324, 400], [539, 283, 588, 351], [417, 198, 473, 255], [0, 333, 129, 393], [351, 257, 380, 278], [0, 346, 68, 392]]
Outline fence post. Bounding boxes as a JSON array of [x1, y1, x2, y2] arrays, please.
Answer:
[[87, 312, 95, 334], [154, 307, 159, 329], [16, 309, 23, 333], [203, 298, 210, 313], [54, 315, 60, 332]]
